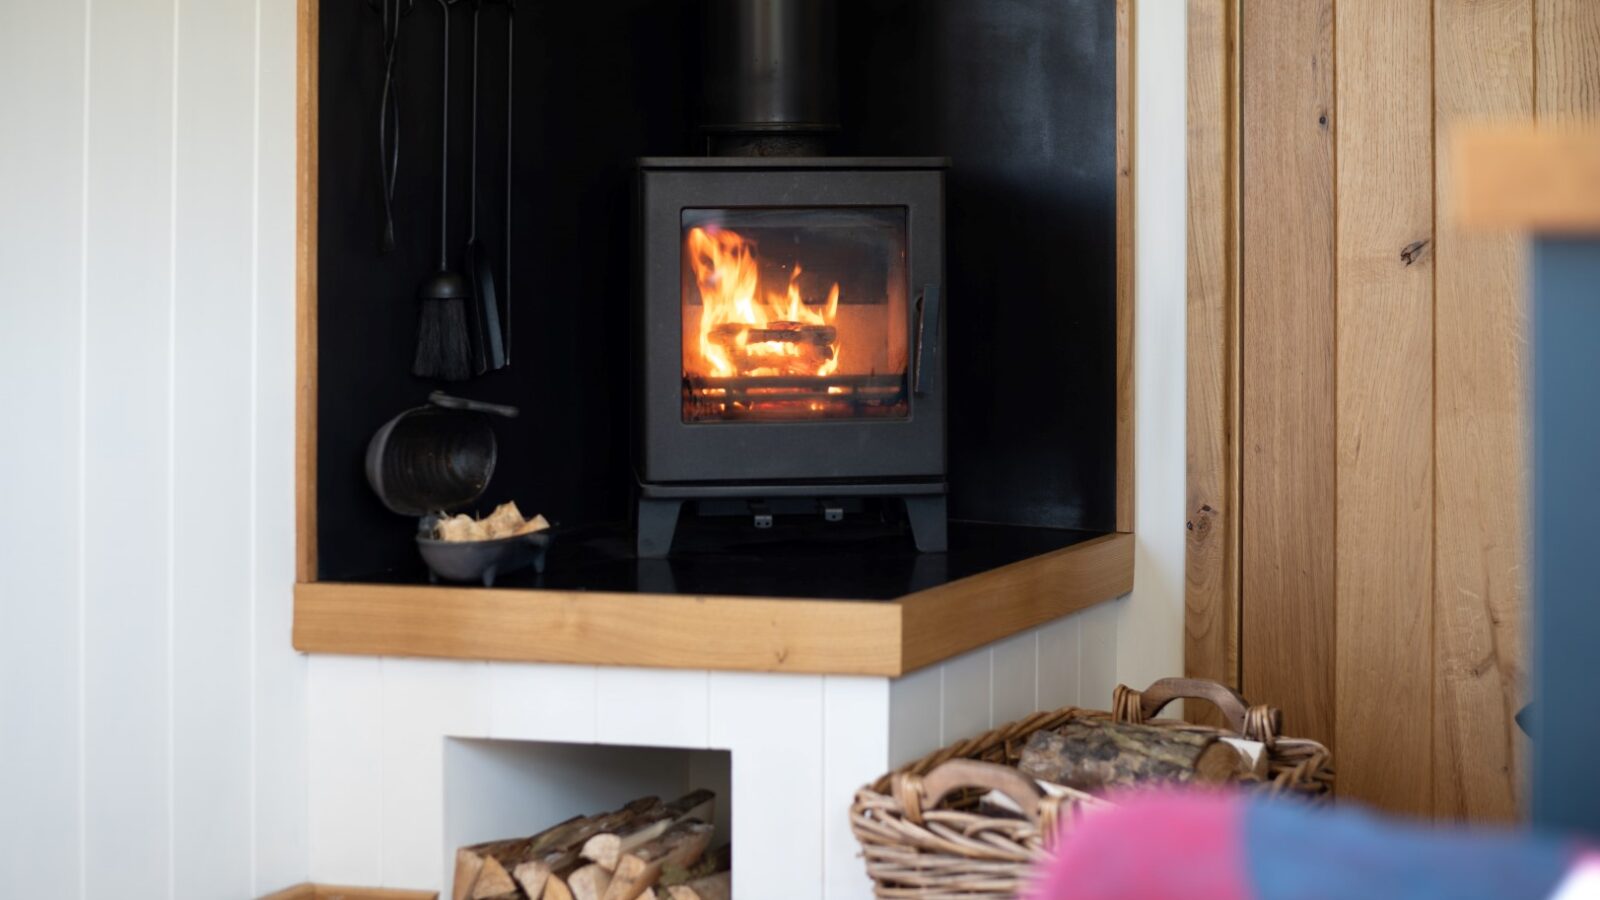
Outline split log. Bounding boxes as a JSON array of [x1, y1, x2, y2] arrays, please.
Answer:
[[542, 877, 574, 900], [655, 843, 728, 890], [666, 873, 731, 900], [580, 790, 714, 871], [567, 864, 613, 900], [456, 797, 660, 900], [455, 816, 583, 900], [601, 821, 714, 900], [1017, 717, 1246, 791]]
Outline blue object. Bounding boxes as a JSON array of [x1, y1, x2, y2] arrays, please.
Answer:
[[1530, 236, 1600, 838]]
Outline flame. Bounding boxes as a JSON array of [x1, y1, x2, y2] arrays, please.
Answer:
[[686, 226, 843, 378]]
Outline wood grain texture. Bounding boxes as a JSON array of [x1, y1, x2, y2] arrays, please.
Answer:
[[1433, 0, 1533, 823], [1335, 0, 1436, 815], [1185, 0, 1242, 721], [898, 533, 1135, 673], [293, 534, 1132, 676], [295, 0, 319, 582], [1116, 0, 1136, 533], [1537, 0, 1600, 118], [296, 584, 901, 675], [1239, 0, 1338, 750], [1454, 128, 1600, 232]]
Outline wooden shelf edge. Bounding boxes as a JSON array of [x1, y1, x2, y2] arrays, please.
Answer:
[[293, 534, 1133, 676], [898, 532, 1135, 673], [295, 582, 905, 675]]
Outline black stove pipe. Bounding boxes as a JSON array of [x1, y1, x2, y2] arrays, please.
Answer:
[[701, 0, 839, 156]]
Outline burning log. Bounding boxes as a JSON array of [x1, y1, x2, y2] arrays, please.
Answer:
[[1017, 717, 1246, 791], [706, 321, 838, 375], [709, 321, 838, 348]]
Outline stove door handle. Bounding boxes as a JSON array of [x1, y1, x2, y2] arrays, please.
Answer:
[[914, 284, 942, 396]]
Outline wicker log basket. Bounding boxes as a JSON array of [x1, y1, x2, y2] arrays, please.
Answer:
[[849, 678, 1334, 898]]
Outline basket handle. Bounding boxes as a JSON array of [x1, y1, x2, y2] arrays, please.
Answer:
[[893, 759, 1048, 826], [1114, 677, 1283, 745]]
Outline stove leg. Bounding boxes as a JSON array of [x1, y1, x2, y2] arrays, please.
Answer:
[[903, 495, 948, 553], [636, 497, 684, 558]]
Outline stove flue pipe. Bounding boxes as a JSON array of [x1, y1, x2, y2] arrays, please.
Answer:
[[701, 0, 840, 156]]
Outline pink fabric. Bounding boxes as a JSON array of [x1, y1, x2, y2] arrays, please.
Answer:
[[1026, 790, 1252, 900]]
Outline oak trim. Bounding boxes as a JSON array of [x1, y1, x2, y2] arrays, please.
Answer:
[[899, 532, 1134, 673], [295, 582, 904, 675], [295, 0, 319, 582], [1114, 0, 1136, 533], [293, 533, 1132, 676], [1454, 127, 1600, 234]]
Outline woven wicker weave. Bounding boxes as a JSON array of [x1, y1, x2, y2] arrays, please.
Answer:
[[849, 678, 1334, 898]]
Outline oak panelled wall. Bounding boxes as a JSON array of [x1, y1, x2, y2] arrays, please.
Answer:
[[1186, 0, 1600, 819]]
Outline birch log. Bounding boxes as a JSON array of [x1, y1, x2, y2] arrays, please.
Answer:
[[1017, 717, 1245, 790]]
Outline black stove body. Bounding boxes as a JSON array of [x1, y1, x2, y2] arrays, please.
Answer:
[[633, 157, 948, 556], [631, 0, 949, 557]]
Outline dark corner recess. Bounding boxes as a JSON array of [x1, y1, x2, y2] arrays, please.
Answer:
[[315, 0, 1120, 598]]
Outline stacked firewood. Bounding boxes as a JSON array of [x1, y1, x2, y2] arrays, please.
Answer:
[[452, 790, 730, 900]]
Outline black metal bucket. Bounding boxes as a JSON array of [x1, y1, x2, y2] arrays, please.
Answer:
[[366, 391, 551, 585]]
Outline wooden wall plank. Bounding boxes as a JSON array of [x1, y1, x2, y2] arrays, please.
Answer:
[[1537, 0, 1600, 118], [1433, 0, 1533, 824], [1239, 0, 1338, 749], [1185, 0, 1241, 719], [1335, 0, 1436, 815], [1116, 0, 1136, 533]]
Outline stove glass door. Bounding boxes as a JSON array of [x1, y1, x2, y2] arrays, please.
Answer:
[[680, 207, 910, 423]]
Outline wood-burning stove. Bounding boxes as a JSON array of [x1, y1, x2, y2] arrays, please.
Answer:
[[631, 0, 948, 557], [634, 157, 948, 556]]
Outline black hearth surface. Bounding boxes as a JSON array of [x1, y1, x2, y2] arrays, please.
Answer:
[[335, 521, 1105, 601]]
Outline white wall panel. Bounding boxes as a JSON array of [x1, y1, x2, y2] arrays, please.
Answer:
[[709, 672, 826, 900], [80, 0, 177, 894], [171, 0, 258, 896], [991, 630, 1039, 725], [822, 677, 889, 900], [0, 0, 309, 893], [252, 0, 310, 889], [489, 662, 599, 743], [1120, 0, 1188, 693], [597, 666, 710, 748], [307, 656, 384, 886], [887, 662, 941, 768], [0, 1, 86, 897], [1080, 595, 1123, 710], [1036, 611, 1083, 711], [939, 647, 992, 744], [381, 659, 491, 889]]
